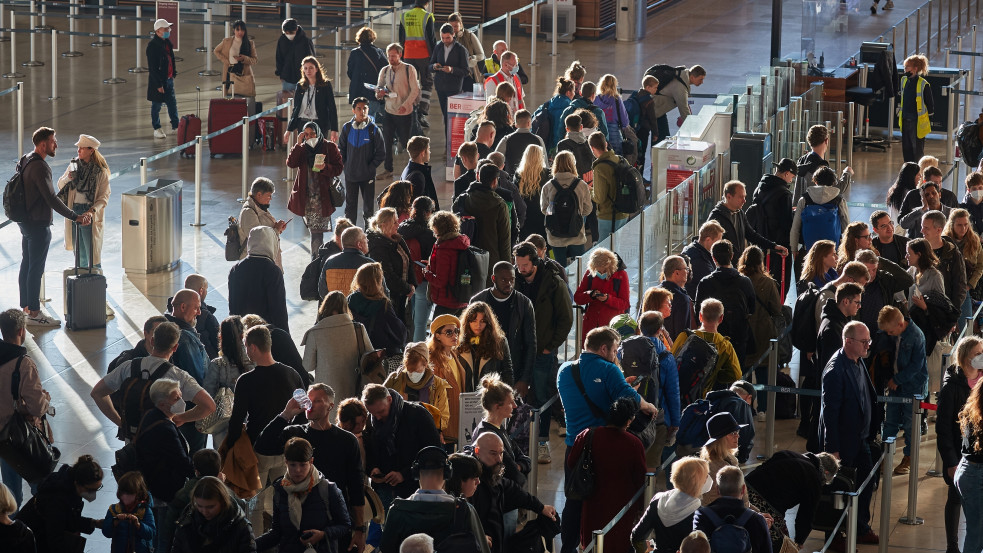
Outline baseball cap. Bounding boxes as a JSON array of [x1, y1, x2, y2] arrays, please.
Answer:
[[773, 158, 797, 174], [153, 19, 172, 31]]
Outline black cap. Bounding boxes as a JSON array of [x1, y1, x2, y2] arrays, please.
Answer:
[[414, 446, 448, 471], [733, 380, 757, 404], [773, 158, 797, 174]]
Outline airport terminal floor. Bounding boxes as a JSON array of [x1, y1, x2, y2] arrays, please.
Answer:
[[1, 0, 982, 550]]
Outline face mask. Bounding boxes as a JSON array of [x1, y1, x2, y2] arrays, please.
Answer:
[[972, 354, 983, 370], [305, 137, 319, 149], [509, 66, 519, 76], [595, 272, 609, 280], [700, 473, 714, 496], [285, 33, 296, 41], [170, 398, 187, 415], [971, 190, 983, 201], [904, 71, 912, 77], [407, 370, 425, 384], [162, 31, 170, 40], [81, 490, 98, 502], [256, 202, 270, 211]]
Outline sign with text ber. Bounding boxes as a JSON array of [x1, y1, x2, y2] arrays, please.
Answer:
[[156, 1, 180, 51], [445, 93, 487, 181]]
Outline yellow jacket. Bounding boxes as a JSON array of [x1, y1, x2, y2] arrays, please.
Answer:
[[670, 329, 742, 396], [383, 368, 451, 432]]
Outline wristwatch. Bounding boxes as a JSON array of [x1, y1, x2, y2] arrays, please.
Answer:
[[354, 525, 368, 533]]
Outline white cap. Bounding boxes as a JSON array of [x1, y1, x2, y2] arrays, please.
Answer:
[[74, 134, 101, 149], [153, 18, 172, 31]]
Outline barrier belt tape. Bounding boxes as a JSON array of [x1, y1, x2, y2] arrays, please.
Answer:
[[106, 101, 289, 182], [753, 384, 927, 406], [0, 85, 19, 98]]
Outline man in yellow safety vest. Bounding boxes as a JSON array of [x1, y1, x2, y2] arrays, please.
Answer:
[[399, 0, 437, 129], [480, 40, 529, 86]]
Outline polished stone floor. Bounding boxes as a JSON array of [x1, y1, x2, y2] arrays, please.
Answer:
[[0, 0, 981, 550]]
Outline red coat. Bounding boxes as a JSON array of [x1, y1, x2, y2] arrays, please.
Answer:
[[425, 233, 470, 308], [286, 139, 344, 218], [574, 269, 631, 334]]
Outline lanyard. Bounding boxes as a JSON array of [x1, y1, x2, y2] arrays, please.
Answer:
[[304, 87, 316, 113]]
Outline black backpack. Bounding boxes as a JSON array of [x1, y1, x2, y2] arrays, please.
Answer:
[[596, 156, 645, 215], [620, 335, 660, 381], [450, 246, 490, 303], [3, 155, 36, 223], [790, 284, 822, 352], [644, 64, 688, 94], [745, 186, 783, 239], [700, 508, 754, 553], [530, 100, 553, 147], [775, 370, 798, 419], [119, 358, 174, 440], [300, 255, 326, 301], [545, 179, 583, 238], [435, 498, 484, 553], [675, 330, 718, 406]]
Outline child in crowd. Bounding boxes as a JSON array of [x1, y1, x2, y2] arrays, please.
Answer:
[[101, 471, 156, 553]]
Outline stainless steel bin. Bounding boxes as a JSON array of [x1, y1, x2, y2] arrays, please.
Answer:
[[616, 0, 646, 42], [121, 179, 183, 274]]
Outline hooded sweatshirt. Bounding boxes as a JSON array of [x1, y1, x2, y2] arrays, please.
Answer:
[[228, 226, 289, 332], [546, 94, 573, 150], [557, 130, 595, 177], [592, 93, 630, 135], [561, 97, 609, 138], [792, 151, 851, 205], [790, 184, 850, 253], [629, 489, 701, 553]]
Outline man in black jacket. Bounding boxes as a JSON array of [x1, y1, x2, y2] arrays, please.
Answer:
[[497, 109, 546, 174], [136, 378, 195, 525], [681, 221, 724, 300], [811, 283, 863, 453], [659, 255, 692, 340], [362, 384, 441, 507], [453, 141, 479, 199], [146, 19, 179, 138], [695, 240, 757, 364], [401, 136, 441, 209], [749, 159, 795, 295], [707, 180, 788, 266], [870, 210, 909, 268], [430, 24, 469, 131], [274, 19, 315, 92], [471, 262, 537, 385], [855, 250, 914, 335]]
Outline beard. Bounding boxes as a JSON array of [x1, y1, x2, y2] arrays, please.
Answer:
[[481, 461, 505, 488]]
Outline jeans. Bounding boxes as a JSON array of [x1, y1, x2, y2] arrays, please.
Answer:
[[956, 457, 983, 553], [281, 80, 298, 92], [551, 243, 585, 267], [18, 222, 52, 312], [560, 447, 582, 553], [345, 179, 376, 225], [410, 282, 432, 341], [71, 203, 94, 268], [151, 496, 170, 553], [383, 113, 413, 172], [531, 352, 558, 440], [150, 77, 180, 130], [882, 396, 915, 456], [596, 217, 626, 245]]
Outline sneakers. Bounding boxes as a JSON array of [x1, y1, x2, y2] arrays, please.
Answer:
[[893, 455, 911, 475], [884, 0, 894, 8], [857, 530, 880, 545], [756, 411, 767, 423], [376, 170, 393, 180], [153, 128, 166, 139], [27, 312, 61, 327], [537, 442, 551, 464]]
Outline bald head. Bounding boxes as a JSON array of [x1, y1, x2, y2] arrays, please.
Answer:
[[474, 432, 504, 467], [171, 289, 201, 325]]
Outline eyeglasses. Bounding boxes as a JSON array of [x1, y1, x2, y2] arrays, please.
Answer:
[[848, 337, 872, 346], [441, 328, 461, 336], [858, 234, 871, 240]]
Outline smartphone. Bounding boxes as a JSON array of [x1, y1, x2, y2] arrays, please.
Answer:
[[413, 260, 427, 268], [301, 531, 315, 540]]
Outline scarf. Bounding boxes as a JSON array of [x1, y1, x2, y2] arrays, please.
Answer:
[[281, 468, 324, 529], [72, 159, 99, 203], [371, 391, 403, 457]]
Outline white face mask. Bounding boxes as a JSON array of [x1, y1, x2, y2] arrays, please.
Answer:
[[81, 490, 98, 502], [408, 370, 425, 384], [285, 33, 296, 41], [170, 398, 187, 415], [305, 137, 319, 149], [972, 190, 983, 201], [700, 473, 714, 495], [972, 354, 983, 371]]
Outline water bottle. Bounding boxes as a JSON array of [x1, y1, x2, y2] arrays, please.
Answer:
[[292, 389, 312, 410]]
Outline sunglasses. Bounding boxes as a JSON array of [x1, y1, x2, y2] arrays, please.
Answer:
[[440, 328, 461, 336]]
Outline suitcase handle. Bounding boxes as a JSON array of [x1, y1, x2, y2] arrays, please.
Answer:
[[74, 219, 96, 275]]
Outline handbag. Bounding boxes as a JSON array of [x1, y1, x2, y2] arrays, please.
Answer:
[[196, 386, 234, 434], [329, 176, 346, 208], [616, 100, 639, 166], [627, 376, 660, 450], [564, 428, 596, 500], [0, 357, 61, 484]]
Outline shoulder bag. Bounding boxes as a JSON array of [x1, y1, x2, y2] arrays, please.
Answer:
[[0, 357, 60, 484]]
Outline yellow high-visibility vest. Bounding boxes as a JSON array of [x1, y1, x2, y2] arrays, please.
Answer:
[[899, 75, 931, 139], [401, 8, 433, 59]]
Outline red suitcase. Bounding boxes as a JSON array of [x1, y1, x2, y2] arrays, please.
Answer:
[[178, 87, 202, 158], [208, 96, 248, 157]]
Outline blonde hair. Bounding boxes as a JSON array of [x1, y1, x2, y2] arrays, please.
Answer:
[[479, 372, 513, 414], [802, 240, 836, 283], [598, 74, 619, 97], [517, 145, 547, 198], [904, 54, 929, 76], [551, 151, 577, 175], [944, 208, 983, 262], [588, 248, 618, 276], [90, 149, 110, 171], [0, 482, 15, 516], [700, 435, 737, 464], [918, 155, 939, 175], [369, 207, 398, 233], [670, 457, 709, 498]]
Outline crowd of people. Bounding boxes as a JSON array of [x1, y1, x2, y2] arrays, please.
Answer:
[[7, 3, 983, 553]]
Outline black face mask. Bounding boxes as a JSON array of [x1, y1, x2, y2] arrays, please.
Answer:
[[256, 202, 270, 211], [904, 71, 912, 77]]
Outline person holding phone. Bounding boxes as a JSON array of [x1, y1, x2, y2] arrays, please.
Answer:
[[287, 122, 344, 255], [238, 177, 288, 270]]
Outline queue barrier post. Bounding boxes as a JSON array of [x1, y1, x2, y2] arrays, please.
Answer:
[[92, 0, 110, 47], [311, 0, 317, 47], [192, 136, 205, 227], [636, 208, 645, 306], [63, 0, 83, 57], [23, 5, 43, 67], [505, 10, 512, 47], [3, 11, 25, 78], [845, 492, 859, 553], [345, 0, 352, 43], [37, 0, 50, 30], [334, 30, 341, 87], [241, 0, 247, 23], [0, 7, 7, 42], [17, 81, 24, 158], [899, 397, 925, 525], [47, 29, 57, 100], [196, 5, 209, 52], [592, 530, 604, 553], [104, 16, 126, 84], [878, 437, 896, 553], [285, 97, 296, 181], [527, 406, 541, 495], [391, 3, 400, 47], [575, 255, 584, 357], [916, 8, 921, 52], [643, 471, 657, 506], [765, 338, 778, 459], [199, 7, 219, 76], [139, 157, 148, 186], [529, 1, 538, 66], [286, 1, 292, 21], [551, 0, 557, 57], [241, 116, 249, 202], [129, 6, 148, 72]]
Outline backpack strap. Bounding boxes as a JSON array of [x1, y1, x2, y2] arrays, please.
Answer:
[[148, 360, 173, 382], [9, 356, 25, 402], [700, 507, 724, 528], [570, 361, 607, 419], [354, 321, 367, 358], [315, 480, 335, 523], [734, 510, 756, 526]]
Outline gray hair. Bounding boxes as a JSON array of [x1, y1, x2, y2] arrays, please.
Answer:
[[399, 534, 435, 553], [149, 378, 180, 407], [341, 226, 365, 248], [0, 308, 27, 341], [716, 465, 745, 497]]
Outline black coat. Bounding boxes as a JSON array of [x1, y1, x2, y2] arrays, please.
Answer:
[[680, 239, 715, 300], [469, 461, 546, 553], [228, 256, 289, 334], [937, 365, 972, 476], [363, 389, 441, 498], [288, 82, 340, 133], [347, 44, 387, 103], [275, 26, 315, 84], [135, 407, 195, 502], [749, 174, 793, 248], [145, 34, 176, 102], [472, 420, 532, 487], [400, 161, 441, 211], [707, 201, 778, 265], [17, 465, 97, 553], [694, 267, 756, 360], [429, 41, 470, 94], [367, 230, 417, 298], [816, 298, 850, 374], [172, 501, 256, 553], [743, 450, 825, 546]]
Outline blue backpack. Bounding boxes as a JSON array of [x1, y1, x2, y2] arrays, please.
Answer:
[[800, 194, 842, 251], [676, 398, 713, 448], [699, 508, 754, 553]]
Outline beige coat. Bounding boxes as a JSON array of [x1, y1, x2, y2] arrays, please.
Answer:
[[238, 196, 282, 270], [213, 36, 258, 97], [301, 313, 373, 401], [56, 164, 110, 266]]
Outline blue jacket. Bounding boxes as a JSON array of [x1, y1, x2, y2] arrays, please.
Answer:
[[340, 119, 386, 182], [557, 352, 641, 446], [647, 336, 681, 428], [102, 500, 156, 553], [891, 319, 928, 396], [693, 497, 772, 553], [164, 314, 208, 386], [546, 94, 573, 150], [819, 350, 876, 463]]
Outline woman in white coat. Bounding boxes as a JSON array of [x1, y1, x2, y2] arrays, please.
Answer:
[[213, 20, 258, 110], [302, 291, 373, 401], [57, 134, 110, 269]]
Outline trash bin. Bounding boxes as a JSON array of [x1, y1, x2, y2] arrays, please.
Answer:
[[616, 0, 646, 42], [121, 179, 183, 274]]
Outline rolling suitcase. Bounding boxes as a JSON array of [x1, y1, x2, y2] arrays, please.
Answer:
[[178, 86, 202, 158], [208, 83, 248, 157], [66, 222, 107, 331]]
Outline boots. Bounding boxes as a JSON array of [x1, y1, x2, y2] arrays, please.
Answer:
[[893, 455, 911, 475]]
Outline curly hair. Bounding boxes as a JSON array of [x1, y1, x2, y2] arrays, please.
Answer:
[[960, 374, 983, 451], [456, 302, 506, 361]]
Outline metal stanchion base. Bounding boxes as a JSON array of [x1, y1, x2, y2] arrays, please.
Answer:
[[2, 72, 26, 78], [190, 223, 206, 227], [129, 66, 149, 73], [198, 69, 220, 76], [926, 469, 942, 477], [47, 95, 59, 100], [174, 56, 184, 62], [21, 60, 44, 67], [104, 77, 126, 84], [899, 516, 924, 525], [91, 41, 110, 47], [195, 46, 206, 52], [62, 51, 84, 57]]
